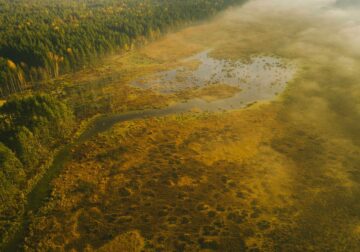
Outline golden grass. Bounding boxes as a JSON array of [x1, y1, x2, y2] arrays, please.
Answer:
[[97, 231, 144, 252], [23, 1, 360, 251], [176, 84, 241, 102], [25, 104, 298, 250]]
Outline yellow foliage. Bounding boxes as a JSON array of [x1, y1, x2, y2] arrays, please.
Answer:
[[6, 59, 16, 70], [96, 231, 144, 252], [48, 52, 63, 62], [177, 176, 196, 187], [177, 84, 241, 102]]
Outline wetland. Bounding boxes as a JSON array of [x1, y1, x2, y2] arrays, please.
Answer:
[[5, 0, 360, 251]]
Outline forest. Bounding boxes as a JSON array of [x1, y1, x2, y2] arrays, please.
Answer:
[[0, 0, 243, 97], [0, 94, 74, 245]]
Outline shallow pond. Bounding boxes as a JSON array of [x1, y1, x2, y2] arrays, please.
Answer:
[[132, 50, 296, 110]]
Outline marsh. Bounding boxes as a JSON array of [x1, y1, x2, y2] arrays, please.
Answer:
[[5, 0, 360, 251]]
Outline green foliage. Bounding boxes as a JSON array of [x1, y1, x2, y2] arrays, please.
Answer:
[[0, 94, 74, 147], [0, 142, 25, 187], [0, 0, 246, 97], [0, 94, 74, 181], [4, 127, 46, 176], [0, 142, 25, 235], [0, 94, 74, 245]]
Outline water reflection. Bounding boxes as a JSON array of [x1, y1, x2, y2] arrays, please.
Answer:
[[132, 50, 296, 110]]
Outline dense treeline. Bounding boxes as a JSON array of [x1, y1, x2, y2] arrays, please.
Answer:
[[0, 0, 245, 97], [0, 94, 74, 243]]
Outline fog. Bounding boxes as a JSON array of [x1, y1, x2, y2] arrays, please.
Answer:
[[202, 0, 360, 249], [109, 0, 360, 249], [9, 0, 360, 250]]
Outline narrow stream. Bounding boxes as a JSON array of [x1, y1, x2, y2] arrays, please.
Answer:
[[4, 51, 295, 251]]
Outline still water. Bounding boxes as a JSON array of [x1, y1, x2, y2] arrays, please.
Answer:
[[7, 0, 360, 251]]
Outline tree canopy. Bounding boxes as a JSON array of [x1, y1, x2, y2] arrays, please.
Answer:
[[0, 94, 74, 241], [0, 0, 245, 97]]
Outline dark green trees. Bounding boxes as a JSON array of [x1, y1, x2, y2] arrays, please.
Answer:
[[0, 94, 74, 190], [0, 0, 245, 97], [0, 94, 74, 145], [0, 143, 25, 241], [0, 94, 74, 243], [0, 143, 25, 187]]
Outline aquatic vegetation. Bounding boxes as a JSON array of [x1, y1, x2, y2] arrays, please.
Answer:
[[24, 108, 290, 251], [175, 84, 242, 102], [132, 50, 295, 103], [3, 0, 360, 251]]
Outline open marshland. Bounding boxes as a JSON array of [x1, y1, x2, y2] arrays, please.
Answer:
[[5, 0, 360, 251]]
